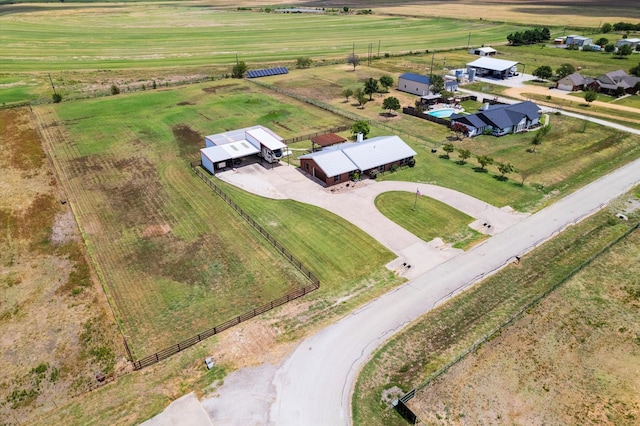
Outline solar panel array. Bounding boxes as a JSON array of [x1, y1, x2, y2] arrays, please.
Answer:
[[246, 67, 289, 78]]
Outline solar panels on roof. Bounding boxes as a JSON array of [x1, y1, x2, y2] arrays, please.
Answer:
[[246, 67, 289, 78]]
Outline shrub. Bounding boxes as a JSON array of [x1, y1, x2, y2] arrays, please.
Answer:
[[110, 84, 120, 95], [408, 158, 416, 168], [369, 170, 378, 179], [52, 93, 62, 103]]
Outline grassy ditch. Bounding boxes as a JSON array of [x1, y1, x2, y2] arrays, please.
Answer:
[[352, 190, 640, 426]]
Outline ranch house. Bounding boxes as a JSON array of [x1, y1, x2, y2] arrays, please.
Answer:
[[450, 101, 541, 137], [298, 135, 417, 187]]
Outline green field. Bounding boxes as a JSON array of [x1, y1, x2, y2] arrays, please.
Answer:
[[0, 5, 524, 73], [44, 79, 394, 356]]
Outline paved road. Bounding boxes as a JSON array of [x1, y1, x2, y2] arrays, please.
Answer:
[[268, 157, 640, 425]]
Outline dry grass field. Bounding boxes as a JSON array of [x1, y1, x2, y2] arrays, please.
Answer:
[[409, 220, 640, 425], [0, 107, 124, 425]]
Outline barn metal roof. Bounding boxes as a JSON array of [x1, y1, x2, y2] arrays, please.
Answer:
[[399, 73, 431, 85], [466, 57, 518, 72], [246, 128, 286, 151], [200, 141, 259, 164], [299, 149, 358, 177], [342, 136, 417, 171]]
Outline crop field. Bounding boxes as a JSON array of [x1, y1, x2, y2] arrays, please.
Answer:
[[0, 5, 522, 73], [35, 79, 396, 357], [0, 107, 123, 424], [353, 191, 640, 426]]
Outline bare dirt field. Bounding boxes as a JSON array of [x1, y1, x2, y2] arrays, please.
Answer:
[[0, 107, 125, 425], [408, 220, 640, 425]]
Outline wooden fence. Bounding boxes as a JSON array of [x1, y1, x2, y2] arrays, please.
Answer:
[[131, 163, 320, 370], [402, 106, 450, 126], [283, 125, 350, 144]]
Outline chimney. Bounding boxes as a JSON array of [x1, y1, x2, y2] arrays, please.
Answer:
[[484, 102, 490, 111], [357, 132, 364, 143]]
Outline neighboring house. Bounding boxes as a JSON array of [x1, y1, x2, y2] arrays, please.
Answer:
[[200, 125, 286, 174], [556, 72, 593, 91], [565, 35, 593, 47], [469, 46, 497, 56], [397, 73, 431, 96], [466, 57, 519, 80], [616, 38, 640, 49], [450, 101, 541, 137], [587, 69, 640, 96], [298, 135, 417, 186]]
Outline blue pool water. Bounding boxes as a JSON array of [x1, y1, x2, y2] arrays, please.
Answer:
[[427, 108, 461, 118]]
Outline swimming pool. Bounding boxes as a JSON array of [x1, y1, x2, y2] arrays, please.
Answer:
[[426, 108, 462, 118]]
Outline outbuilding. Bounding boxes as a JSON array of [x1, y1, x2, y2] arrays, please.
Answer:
[[466, 57, 519, 80], [200, 125, 286, 174], [469, 46, 497, 56], [397, 73, 431, 96]]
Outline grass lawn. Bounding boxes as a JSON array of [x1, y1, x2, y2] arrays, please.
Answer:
[[46, 79, 393, 356], [375, 191, 486, 250], [613, 94, 640, 109], [353, 190, 640, 426]]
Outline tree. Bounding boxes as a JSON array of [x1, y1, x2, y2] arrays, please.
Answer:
[[52, 93, 62, 103], [232, 61, 248, 78], [533, 65, 553, 81], [364, 78, 379, 100], [342, 87, 354, 102], [296, 57, 312, 69], [351, 121, 370, 139], [476, 155, 493, 171], [601, 23, 612, 33], [497, 162, 515, 180], [347, 53, 360, 70], [429, 74, 444, 94], [556, 63, 575, 79], [354, 88, 368, 108], [615, 44, 633, 58], [595, 37, 609, 47], [379, 75, 394, 92], [630, 62, 640, 77], [450, 122, 468, 140], [584, 88, 597, 105], [458, 148, 471, 164], [382, 96, 401, 115], [442, 143, 455, 159], [532, 124, 551, 145], [110, 84, 120, 95], [343, 6, 349, 14], [604, 43, 616, 53]]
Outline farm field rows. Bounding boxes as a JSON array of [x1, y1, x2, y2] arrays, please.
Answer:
[[0, 5, 523, 72], [40, 79, 395, 357]]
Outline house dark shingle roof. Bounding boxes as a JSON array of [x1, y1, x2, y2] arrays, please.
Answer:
[[450, 101, 540, 133]]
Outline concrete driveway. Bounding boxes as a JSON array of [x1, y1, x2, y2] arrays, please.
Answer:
[[215, 162, 528, 279]]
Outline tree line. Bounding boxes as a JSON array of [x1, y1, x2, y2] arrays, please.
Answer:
[[506, 27, 551, 46]]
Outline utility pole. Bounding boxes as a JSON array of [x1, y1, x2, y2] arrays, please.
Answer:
[[48, 73, 57, 94], [430, 51, 435, 79], [467, 32, 471, 48], [377, 40, 380, 58]]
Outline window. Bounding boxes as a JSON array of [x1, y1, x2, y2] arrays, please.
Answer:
[[334, 175, 340, 182], [401, 158, 409, 166], [378, 165, 385, 172], [305, 163, 309, 170]]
